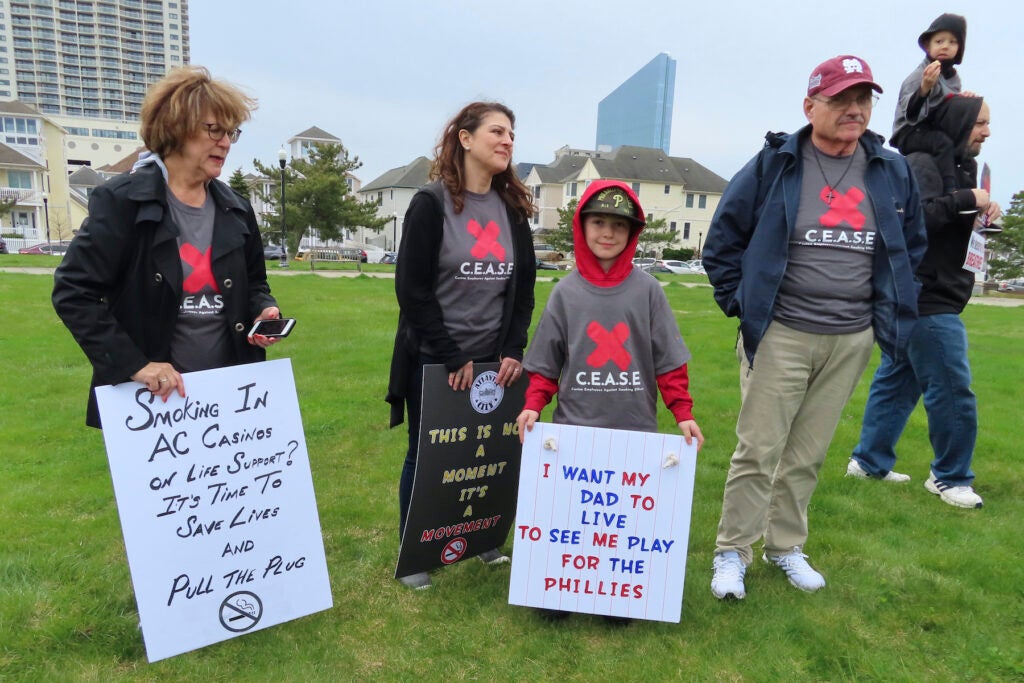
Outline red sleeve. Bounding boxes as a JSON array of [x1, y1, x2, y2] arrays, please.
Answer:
[[523, 371, 558, 414], [656, 364, 694, 423]]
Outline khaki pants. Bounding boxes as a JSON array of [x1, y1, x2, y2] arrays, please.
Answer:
[[715, 321, 874, 564]]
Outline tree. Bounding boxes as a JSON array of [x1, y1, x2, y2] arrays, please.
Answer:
[[635, 216, 677, 258], [0, 197, 16, 233], [227, 168, 250, 197], [253, 142, 388, 253], [544, 198, 577, 254], [547, 198, 680, 259], [986, 190, 1024, 280]]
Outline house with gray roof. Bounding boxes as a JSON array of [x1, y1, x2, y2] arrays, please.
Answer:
[[523, 144, 728, 255], [355, 156, 432, 252]]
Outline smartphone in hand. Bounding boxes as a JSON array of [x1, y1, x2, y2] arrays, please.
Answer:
[[247, 318, 296, 339]]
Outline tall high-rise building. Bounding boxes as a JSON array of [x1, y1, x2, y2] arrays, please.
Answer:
[[595, 53, 676, 153], [0, 0, 190, 166]]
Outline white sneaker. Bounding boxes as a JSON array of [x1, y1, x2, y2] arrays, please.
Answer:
[[711, 551, 747, 600], [846, 459, 911, 482], [764, 548, 826, 592], [925, 473, 983, 509]]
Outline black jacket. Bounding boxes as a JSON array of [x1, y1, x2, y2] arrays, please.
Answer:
[[906, 95, 982, 316], [53, 164, 276, 427], [385, 181, 536, 427]]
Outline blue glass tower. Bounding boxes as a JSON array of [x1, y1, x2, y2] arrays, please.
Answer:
[[596, 53, 676, 153]]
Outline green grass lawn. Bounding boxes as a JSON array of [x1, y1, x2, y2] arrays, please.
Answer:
[[1, 267, 1022, 682]]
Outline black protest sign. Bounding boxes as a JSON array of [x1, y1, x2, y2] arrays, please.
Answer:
[[396, 363, 526, 578]]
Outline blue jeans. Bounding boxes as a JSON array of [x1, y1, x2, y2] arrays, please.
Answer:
[[852, 314, 976, 486]]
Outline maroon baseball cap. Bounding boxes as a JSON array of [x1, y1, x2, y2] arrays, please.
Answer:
[[807, 55, 883, 98]]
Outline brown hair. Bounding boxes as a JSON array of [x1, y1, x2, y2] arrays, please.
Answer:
[[431, 101, 534, 219], [139, 65, 257, 159]]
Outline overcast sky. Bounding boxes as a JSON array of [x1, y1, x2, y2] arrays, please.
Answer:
[[190, 0, 1021, 207]]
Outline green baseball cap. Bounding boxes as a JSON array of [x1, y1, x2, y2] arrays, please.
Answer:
[[580, 187, 644, 227]]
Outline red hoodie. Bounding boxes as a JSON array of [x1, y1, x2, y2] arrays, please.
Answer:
[[524, 179, 694, 423], [572, 179, 645, 288]]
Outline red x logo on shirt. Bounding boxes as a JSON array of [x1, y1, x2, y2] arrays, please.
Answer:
[[180, 244, 221, 294], [586, 321, 631, 371], [820, 186, 866, 230], [466, 219, 506, 261]]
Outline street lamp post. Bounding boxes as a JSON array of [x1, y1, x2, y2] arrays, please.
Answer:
[[278, 148, 288, 268], [42, 192, 51, 250], [697, 231, 703, 259], [392, 213, 398, 252]]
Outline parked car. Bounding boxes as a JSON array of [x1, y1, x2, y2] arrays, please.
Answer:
[[536, 258, 560, 271], [632, 257, 656, 271], [0, 236, 7, 254], [655, 259, 693, 274], [380, 251, 398, 264], [263, 245, 285, 260], [684, 259, 706, 274], [534, 244, 564, 262], [18, 241, 71, 256], [997, 282, 1016, 292]]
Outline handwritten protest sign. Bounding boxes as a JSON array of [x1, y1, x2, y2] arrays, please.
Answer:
[[95, 358, 331, 662], [508, 423, 696, 622], [396, 363, 525, 578]]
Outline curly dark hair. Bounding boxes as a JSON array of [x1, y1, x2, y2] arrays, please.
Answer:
[[431, 101, 534, 220]]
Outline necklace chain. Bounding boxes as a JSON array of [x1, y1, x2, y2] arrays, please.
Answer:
[[811, 142, 858, 205]]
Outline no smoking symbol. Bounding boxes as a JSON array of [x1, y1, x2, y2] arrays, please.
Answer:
[[441, 537, 467, 565], [219, 591, 263, 633]]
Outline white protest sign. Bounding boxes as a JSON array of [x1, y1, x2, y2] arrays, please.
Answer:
[[508, 423, 696, 622], [963, 231, 986, 274], [95, 358, 332, 662]]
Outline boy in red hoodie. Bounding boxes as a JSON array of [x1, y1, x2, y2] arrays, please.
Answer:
[[516, 180, 703, 448]]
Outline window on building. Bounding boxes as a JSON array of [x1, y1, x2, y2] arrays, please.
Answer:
[[670, 222, 677, 232], [683, 222, 691, 239], [631, 182, 640, 195], [698, 194, 707, 209], [532, 211, 539, 225], [7, 170, 32, 189], [685, 193, 694, 208], [567, 182, 577, 197], [664, 184, 670, 194], [533, 185, 540, 198]]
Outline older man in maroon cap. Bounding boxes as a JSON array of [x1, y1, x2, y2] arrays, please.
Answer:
[[702, 55, 928, 600]]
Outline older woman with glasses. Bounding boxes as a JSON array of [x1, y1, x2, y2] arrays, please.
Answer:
[[54, 66, 281, 428]]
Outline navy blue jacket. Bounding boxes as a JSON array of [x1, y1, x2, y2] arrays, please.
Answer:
[[703, 126, 927, 365]]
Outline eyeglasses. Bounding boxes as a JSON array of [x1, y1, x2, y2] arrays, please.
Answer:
[[202, 122, 242, 143], [814, 93, 879, 111]]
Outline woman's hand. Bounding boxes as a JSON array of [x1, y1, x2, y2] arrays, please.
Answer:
[[496, 356, 523, 387], [131, 362, 185, 402], [248, 306, 282, 348], [517, 410, 539, 444], [448, 360, 473, 391]]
